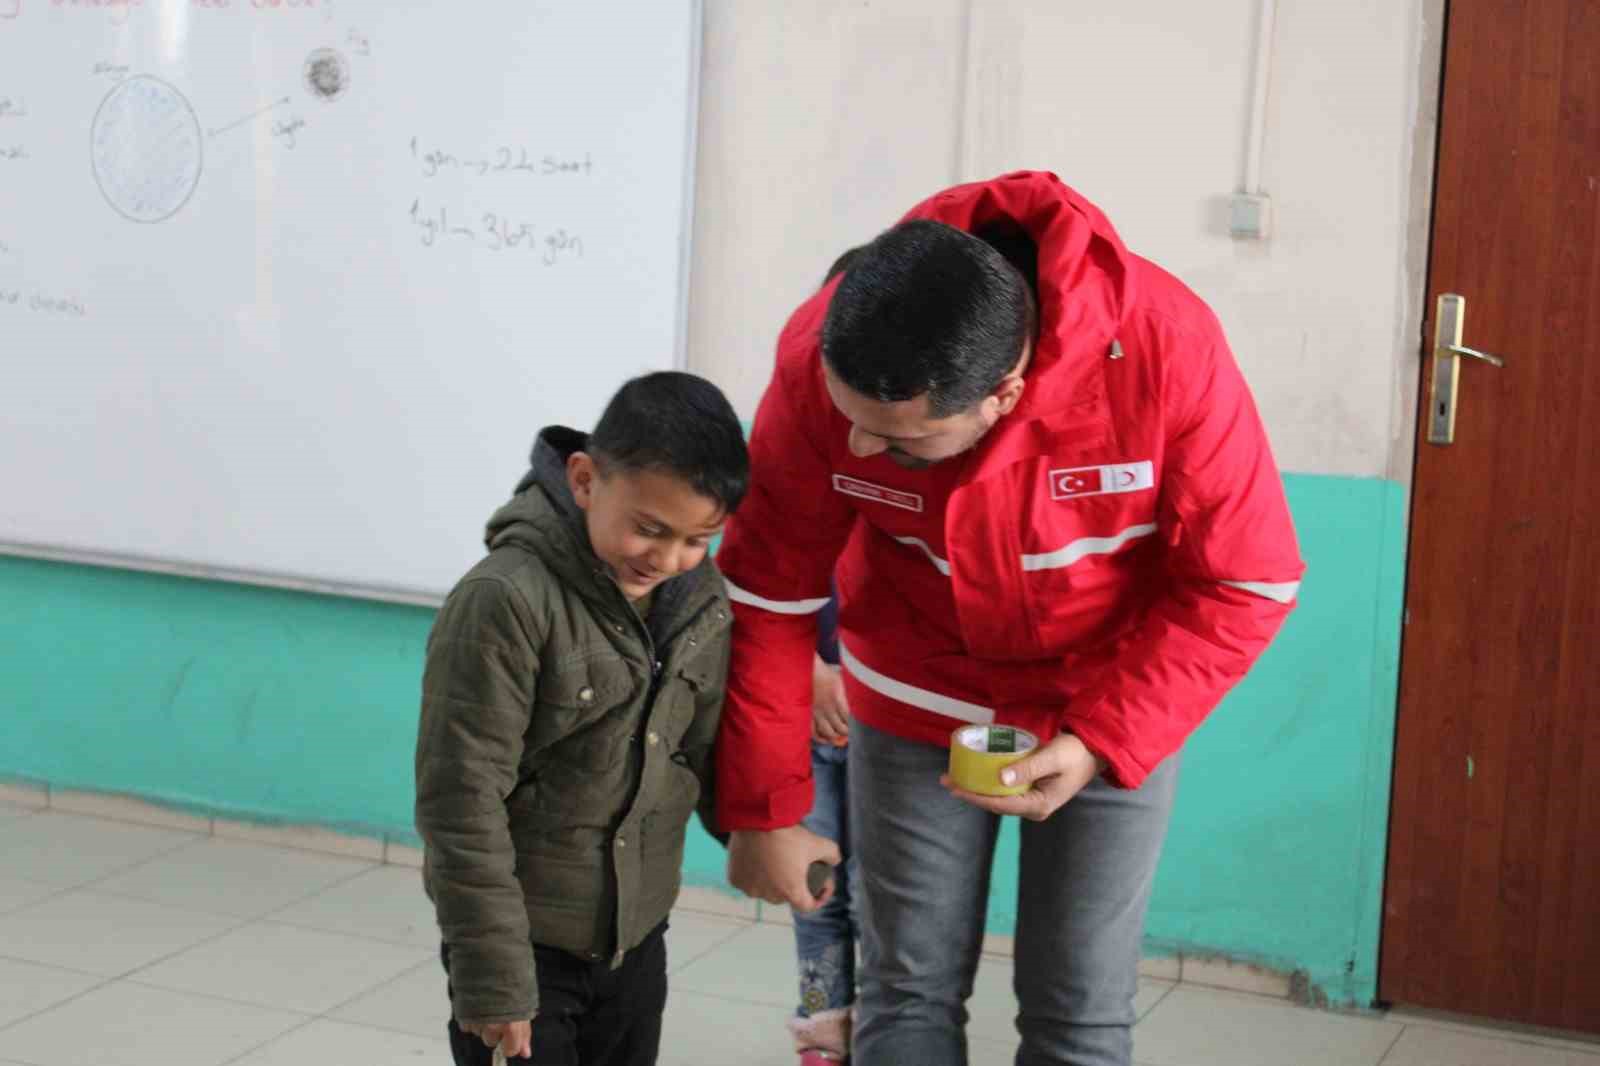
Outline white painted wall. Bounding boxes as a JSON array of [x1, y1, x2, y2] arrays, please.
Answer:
[[686, 0, 1443, 483]]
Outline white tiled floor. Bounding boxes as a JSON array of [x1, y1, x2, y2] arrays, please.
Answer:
[[0, 804, 1596, 1066]]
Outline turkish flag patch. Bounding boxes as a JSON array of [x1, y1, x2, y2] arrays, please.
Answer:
[[1048, 461, 1155, 501]]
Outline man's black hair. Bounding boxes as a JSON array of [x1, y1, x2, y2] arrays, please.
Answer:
[[821, 219, 1036, 417], [823, 245, 865, 285], [589, 371, 749, 514]]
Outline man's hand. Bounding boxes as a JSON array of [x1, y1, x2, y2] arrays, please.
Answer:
[[728, 825, 842, 912], [941, 732, 1109, 822], [811, 655, 850, 745], [460, 1019, 533, 1060]]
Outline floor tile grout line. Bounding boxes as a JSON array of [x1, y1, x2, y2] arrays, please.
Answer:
[[117, 930, 432, 1016], [251, 914, 438, 952], [0, 868, 252, 929], [1135, 980, 1177, 1024], [214, 1013, 325, 1066], [665, 928, 752, 977], [670, 986, 796, 1013], [306, 1013, 444, 1044], [0, 972, 121, 1038], [0, 890, 257, 1026], [0, 951, 111, 980], [99, 906, 259, 984], [1374, 1021, 1407, 1065], [247, 860, 397, 923], [7, 824, 214, 901], [116, 976, 323, 1018], [73, 880, 373, 928], [1395, 1017, 1600, 1059], [43, 836, 387, 928], [0, 881, 76, 921], [316, 955, 442, 1020]]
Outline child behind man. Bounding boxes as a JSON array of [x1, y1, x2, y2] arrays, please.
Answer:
[[788, 245, 866, 1066], [789, 593, 859, 1065], [415, 372, 748, 1065]]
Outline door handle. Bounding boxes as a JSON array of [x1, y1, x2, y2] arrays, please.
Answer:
[[1427, 294, 1506, 445], [1442, 343, 1504, 368]]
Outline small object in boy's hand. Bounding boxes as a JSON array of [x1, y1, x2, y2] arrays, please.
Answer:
[[806, 860, 834, 899]]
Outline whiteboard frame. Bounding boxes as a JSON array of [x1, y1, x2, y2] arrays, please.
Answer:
[[2, 0, 704, 610]]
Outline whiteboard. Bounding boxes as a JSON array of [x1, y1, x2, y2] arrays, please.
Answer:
[[0, 0, 700, 603]]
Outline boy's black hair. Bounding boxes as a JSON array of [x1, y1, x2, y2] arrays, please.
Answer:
[[821, 219, 1036, 417], [589, 371, 749, 514]]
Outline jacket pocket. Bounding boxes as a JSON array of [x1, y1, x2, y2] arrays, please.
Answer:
[[530, 656, 640, 770]]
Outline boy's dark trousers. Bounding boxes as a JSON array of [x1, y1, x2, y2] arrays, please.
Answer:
[[443, 922, 668, 1066]]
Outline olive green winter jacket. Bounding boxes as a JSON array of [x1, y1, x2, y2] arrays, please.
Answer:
[[416, 427, 730, 1025]]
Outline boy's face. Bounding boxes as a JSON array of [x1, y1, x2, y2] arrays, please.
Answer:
[[567, 454, 727, 601]]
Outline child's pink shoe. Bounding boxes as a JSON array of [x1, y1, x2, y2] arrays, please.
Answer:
[[797, 1051, 846, 1065], [788, 1008, 851, 1063]]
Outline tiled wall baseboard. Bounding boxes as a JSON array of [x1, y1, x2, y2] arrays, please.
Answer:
[[2, 781, 1294, 1001], [2, 781, 402, 867]]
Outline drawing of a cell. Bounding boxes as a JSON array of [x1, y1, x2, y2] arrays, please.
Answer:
[[304, 48, 349, 102], [90, 76, 203, 224]]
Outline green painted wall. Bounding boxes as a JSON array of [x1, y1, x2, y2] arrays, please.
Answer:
[[0, 473, 1405, 1007]]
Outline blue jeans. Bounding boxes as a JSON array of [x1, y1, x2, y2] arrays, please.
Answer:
[[848, 719, 1179, 1066], [794, 739, 859, 1017]]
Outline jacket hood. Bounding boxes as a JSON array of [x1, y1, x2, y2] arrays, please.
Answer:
[[901, 170, 1138, 423], [484, 426, 591, 573]]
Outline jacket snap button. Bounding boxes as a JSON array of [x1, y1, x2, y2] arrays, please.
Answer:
[[615, 837, 627, 849], [647, 731, 660, 746], [613, 622, 625, 634], [716, 610, 726, 621], [687, 637, 698, 647], [578, 687, 595, 703]]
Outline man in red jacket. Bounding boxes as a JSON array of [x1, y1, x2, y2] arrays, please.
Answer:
[[716, 171, 1304, 1066]]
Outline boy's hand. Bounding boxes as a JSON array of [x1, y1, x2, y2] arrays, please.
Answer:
[[811, 655, 850, 745], [461, 1019, 533, 1060], [728, 825, 842, 912]]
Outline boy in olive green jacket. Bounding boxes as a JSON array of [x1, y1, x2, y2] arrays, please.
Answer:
[[416, 372, 748, 1065]]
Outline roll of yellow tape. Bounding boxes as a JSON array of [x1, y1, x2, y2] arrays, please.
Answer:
[[948, 725, 1040, 796]]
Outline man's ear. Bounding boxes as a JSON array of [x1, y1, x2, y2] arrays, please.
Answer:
[[567, 452, 598, 511], [988, 337, 1032, 418], [991, 371, 1027, 416]]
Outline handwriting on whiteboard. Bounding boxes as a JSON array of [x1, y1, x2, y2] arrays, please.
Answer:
[[0, 144, 26, 160], [410, 138, 592, 181], [0, 98, 26, 118], [271, 116, 305, 149], [0, 288, 88, 318], [408, 200, 584, 266]]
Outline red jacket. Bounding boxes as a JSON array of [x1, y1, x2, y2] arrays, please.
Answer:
[[715, 172, 1304, 831]]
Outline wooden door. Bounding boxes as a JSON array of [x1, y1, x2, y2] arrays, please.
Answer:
[[1381, 0, 1600, 1033]]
